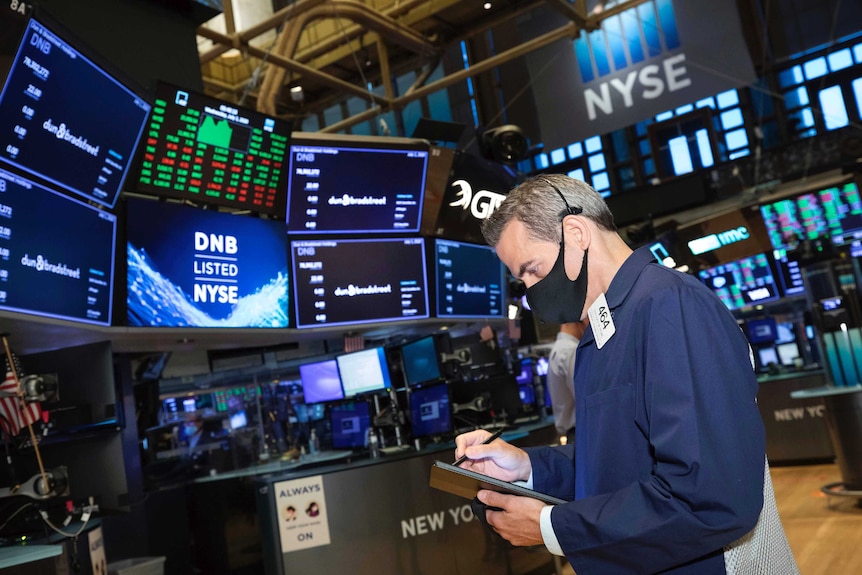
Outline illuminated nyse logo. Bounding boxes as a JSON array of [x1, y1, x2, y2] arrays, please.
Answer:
[[688, 226, 750, 256], [449, 180, 506, 220], [574, 0, 690, 120]]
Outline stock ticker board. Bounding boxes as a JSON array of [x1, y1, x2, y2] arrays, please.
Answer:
[[136, 83, 291, 217]]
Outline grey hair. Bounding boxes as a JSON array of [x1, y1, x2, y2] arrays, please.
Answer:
[[481, 174, 617, 247]]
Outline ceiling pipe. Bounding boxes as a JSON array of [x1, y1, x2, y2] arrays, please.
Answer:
[[256, 0, 437, 115]]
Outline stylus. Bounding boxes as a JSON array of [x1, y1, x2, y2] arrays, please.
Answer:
[[453, 428, 504, 467]]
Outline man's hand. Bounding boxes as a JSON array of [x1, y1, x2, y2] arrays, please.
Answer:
[[478, 489, 546, 546], [454, 430, 532, 482]]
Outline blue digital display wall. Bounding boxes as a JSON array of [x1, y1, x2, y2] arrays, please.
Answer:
[[126, 198, 289, 327], [0, 18, 151, 208], [0, 167, 116, 325]]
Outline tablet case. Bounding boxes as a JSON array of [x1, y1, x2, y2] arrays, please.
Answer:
[[429, 460, 569, 505]]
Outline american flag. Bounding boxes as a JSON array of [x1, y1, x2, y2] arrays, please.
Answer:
[[0, 370, 42, 438]]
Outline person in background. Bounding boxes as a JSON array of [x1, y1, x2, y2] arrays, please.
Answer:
[[455, 174, 798, 574], [546, 320, 587, 445]]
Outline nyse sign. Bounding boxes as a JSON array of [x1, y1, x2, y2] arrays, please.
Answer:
[[585, 54, 691, 121]]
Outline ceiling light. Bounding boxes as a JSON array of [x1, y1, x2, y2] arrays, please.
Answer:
[[289, 85, 304, 102], [484, 2, 492, 9]]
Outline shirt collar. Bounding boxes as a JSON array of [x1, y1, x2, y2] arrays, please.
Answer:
[[603, 246, 657, 310], [580, 246, 656, 347]]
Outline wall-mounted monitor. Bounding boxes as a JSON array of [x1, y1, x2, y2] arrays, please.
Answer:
[[697, 252, 780, 311], [299, 359, 343, 404], [0, 18, 151, 209], [126, 197, 289, 327], [771, 248, 805, 297], [336, 347, 392, 398], [0, 167, 116, 325], [290, 237, 429, 329], [285, 133, 428, 234], [135, 82, 291, 217], [433, 238, 505, 319], [409, 383, 452, 438], [330, 401, 371, 450], [401, 335, 442, 387], [759, 181, 862, 251]]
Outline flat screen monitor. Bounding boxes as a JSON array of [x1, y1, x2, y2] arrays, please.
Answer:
[[229, 410, 248, 429], [135, 82, 291, 217], [19, 341, 118, 442], [515, 359, 533, 386], [126, 197, 289, 327], [285, 133, 428, 234], [0, 167, 116, 325], [776, 342, 800, 366], [409, 383, 452, 438], [518, 384, 535, 406], [299, 359, 344, 404], [759, 182, 862, 251], [401, 336, 442, 387], [758, 346, 779, 368], [0, 18, 151, 208], [291, 237, 429, 329], [330, 401, 371, 450], [434, 238, 505, 319], [771, 248, 805, 296], [746, 317, 777, 344], [697, 253, 780, 311], [336, 347, 392, 398]]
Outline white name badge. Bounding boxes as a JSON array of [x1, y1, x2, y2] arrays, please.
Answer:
[[588, 292, 616, 349]]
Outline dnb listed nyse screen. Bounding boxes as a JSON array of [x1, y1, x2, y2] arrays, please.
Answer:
[[291, 238, 429, 328]]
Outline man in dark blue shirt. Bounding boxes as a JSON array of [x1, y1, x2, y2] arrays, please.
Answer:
[[455, 174, 798, 574]]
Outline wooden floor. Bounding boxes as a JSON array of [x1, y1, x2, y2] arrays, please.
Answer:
[[557, 463, 862, 575]]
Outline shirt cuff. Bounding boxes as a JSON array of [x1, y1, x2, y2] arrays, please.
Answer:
[[513, 470, 533, 489], [540, 505, 565, 556]]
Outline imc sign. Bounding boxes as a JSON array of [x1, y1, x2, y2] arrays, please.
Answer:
[[522, 0, 757, 148], [688, 226, 750, 255]]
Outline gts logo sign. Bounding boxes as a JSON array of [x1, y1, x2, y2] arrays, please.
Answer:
[[448, 180, 505, 220]]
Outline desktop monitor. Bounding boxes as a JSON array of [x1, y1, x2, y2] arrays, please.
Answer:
[[409, 383, 452, 438], [433, 238, 505, 319], [776, 342, 801, 366], [125, 197, 289, 328], [401, 336, 442, 387], [336, 347, 392, 398], [299, 359, 344, 404], [746, 317, 777, 345], [330, 401, 371, 450], [0, 167, 116, 326], [0, 17, 151, 208], [290, 237, 429, 329], [135, 81, 292, 217], [758, 347, 780, 369], [285, 133, 428, 234]]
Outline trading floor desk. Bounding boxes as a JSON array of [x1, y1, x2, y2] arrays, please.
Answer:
[[160, 419, 557, 575]]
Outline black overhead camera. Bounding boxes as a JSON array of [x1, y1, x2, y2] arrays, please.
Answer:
[[480, 125, 529, 164]]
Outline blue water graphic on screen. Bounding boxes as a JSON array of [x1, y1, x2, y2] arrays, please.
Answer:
[[127, 244, 288, 327]]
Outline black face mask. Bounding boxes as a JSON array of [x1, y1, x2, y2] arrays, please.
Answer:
[[525, 241, 588, 325]]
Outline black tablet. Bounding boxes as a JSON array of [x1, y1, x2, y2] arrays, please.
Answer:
[[429, 460, 569, 505]]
